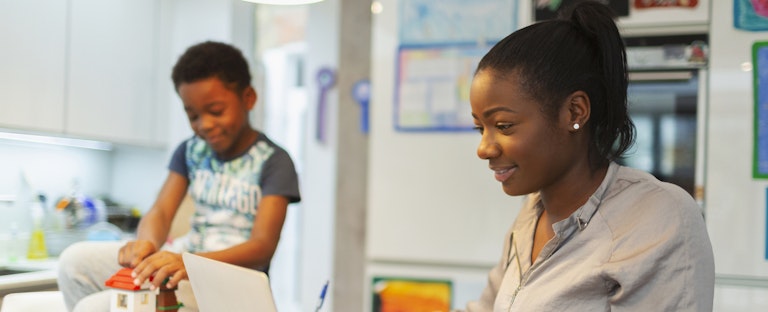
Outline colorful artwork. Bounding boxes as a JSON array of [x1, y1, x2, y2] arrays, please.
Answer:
[[400, 0, 517, 45], [396, 0, 516, 132], [736, 0, 768, 31], [633, 0, 698, 8], [395, 44, 488, 131], [753, 0, 768, 17], [372, 277, 452, 312]]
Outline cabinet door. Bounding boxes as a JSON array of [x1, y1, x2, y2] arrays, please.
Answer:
[[66, 0, 160, 145], [0, 0, 67, 133]]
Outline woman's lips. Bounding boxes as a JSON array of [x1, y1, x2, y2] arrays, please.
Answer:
[[492, 166, 516, 182]]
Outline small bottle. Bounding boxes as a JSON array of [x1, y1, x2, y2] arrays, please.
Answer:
[[11, 171, 33, 255], [8, 223, 20, 262], [27, 196, 48, 260]]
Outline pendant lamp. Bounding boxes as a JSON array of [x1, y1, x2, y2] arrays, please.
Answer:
[[242, 0, 324, 4]]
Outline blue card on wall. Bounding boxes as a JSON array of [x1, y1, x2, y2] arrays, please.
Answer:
[[735, 0, 768, 31]]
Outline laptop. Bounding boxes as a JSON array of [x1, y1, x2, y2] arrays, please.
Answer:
[[182, 252, 277, 312]]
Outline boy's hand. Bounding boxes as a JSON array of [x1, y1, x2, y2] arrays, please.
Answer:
[[118, 240, 157, 268], [131, 251, 188, 290]]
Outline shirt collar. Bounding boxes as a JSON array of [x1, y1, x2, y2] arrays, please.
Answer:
[[553, 161, 619, 233]]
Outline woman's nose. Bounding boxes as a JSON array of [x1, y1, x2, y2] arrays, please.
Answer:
[[477, 134, 500, 160]]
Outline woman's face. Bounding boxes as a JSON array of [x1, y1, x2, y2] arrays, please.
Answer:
[[470, 69, 576, 196]]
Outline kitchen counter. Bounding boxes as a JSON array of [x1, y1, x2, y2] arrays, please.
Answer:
[[0, 258, 58, 296]]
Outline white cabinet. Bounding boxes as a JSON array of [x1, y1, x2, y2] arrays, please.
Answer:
[[0, 0, 164, 146], [66, 0, 162, 145], [0, 0, 68, 133]]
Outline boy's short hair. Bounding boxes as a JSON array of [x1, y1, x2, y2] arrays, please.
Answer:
[[171, 41, 252, 93]]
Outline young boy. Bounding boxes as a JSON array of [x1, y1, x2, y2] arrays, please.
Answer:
[[57, 41, 301, 311]]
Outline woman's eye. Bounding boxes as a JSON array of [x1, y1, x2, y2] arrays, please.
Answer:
[[496, 123, 514, 131], [473, 126, 484, 134]]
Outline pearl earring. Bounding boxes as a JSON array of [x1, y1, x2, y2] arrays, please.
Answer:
[[573, 123, 580, 130]]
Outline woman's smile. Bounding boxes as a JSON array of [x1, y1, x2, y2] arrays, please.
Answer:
[[491, 165, 517, 182]]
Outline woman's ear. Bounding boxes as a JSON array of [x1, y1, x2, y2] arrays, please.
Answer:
[[565, 90, 590, 132]]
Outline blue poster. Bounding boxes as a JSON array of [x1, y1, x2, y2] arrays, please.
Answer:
[[396, 0, 517, 131], [399, 0, 517, 46], [735, 0, 768, 31], [394, 44, 488, 131], [754, 42, 768, 179]]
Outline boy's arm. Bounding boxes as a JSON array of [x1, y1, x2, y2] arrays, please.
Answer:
[[132, 194, 288, 290], [118, 171, 188, 268], [195, 194, 289, 268]]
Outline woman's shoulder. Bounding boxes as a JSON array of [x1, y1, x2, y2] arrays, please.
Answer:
[[610, 165, 696, 207], [597, 164, 712, 274], [598, 164, 704, 233]]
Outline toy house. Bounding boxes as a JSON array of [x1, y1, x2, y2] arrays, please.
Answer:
[[104, 268, 155, 312]]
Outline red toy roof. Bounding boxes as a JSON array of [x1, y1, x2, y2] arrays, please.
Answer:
[[104, 268, 151, 291]]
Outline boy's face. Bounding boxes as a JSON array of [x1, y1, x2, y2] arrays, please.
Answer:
[[178, 77, 256, 159]]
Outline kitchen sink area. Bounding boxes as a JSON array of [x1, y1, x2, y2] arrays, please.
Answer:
[[0, 268, 37, 276], [0, 259, 59, 297]]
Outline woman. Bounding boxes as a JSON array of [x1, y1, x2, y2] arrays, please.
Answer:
[[465, 1, 714, 311]]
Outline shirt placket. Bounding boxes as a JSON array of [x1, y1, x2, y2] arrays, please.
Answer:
[[506, 220, 579, 311]]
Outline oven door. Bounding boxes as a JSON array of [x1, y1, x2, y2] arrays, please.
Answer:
[[619, 69, 707, 205]]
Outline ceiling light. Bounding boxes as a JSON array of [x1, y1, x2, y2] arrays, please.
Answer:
[[371, 1, 383, 14], [242, 0, 324, 4]]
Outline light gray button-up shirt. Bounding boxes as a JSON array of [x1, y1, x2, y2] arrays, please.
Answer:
[[465, 162, 715, 311]]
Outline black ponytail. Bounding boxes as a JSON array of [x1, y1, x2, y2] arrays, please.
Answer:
[[475, 0, 635, 168], [564, 1, 635, 165]]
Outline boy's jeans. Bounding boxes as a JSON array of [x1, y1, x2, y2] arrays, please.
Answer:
[[57, 241, 197, 311]]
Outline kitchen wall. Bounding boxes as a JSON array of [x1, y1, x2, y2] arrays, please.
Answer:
[[707, 0, 768, 310], [707, 0, 768, 276], [109, 145, 168, 212], [0, 138, 171, 253], [0, 140, 114, 208]]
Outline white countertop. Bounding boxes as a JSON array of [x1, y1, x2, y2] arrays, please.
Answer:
[[0, 258, 58, 293]]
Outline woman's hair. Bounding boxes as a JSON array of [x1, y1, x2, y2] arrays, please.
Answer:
[[476, 0, 635, 167], [171, 41, 252, 94]]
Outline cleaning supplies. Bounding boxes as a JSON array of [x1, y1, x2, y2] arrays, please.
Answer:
[[27, 194, 48, 259], [7, 170, 33, 262]]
